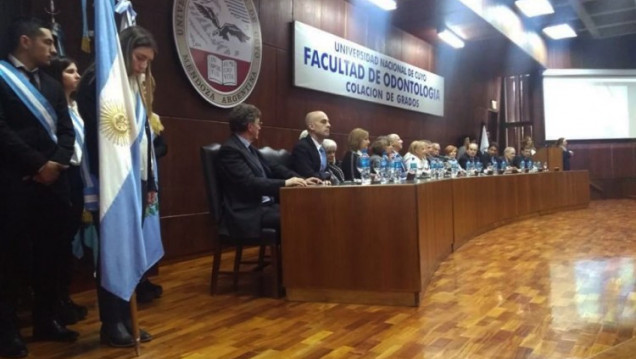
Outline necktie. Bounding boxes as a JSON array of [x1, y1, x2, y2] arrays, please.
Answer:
[[248, 145, 266, 177], [22, 68, 40, 90], [319, 146, 327, 172]]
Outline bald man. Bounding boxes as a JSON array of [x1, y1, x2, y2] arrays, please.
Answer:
[[291, 111, 331, 180]]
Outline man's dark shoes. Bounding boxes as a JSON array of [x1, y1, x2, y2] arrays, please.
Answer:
[[136, 279, 163, 303], [139, 329, 152, 343], [100, 322, 134, 348], [0, 332, 28, 358], [58, 298, 88, 325], [32, 319, 79, 342]]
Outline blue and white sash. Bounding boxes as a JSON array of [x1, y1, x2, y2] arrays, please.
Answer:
[[69, 107, 99, 211], [0, 60, 58, 142], [134, 94, 164, 261]]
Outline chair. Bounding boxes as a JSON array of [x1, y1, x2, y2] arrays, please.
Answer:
[[200, 144, 281, 297], [258, 146, 292, 170]]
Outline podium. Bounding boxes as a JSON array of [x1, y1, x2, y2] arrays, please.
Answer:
[[534, 147, 563, 171]]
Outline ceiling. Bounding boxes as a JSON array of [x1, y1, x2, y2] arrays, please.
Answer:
[[392, 0, 636, 43]]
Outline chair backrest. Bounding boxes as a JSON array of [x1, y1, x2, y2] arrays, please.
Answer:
[[200, 143, 223, 224], [259, 146, 292, 169]]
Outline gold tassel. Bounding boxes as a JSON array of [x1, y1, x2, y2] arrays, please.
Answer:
[[81, 36, 91, 53], [149, 112, 164, 134]]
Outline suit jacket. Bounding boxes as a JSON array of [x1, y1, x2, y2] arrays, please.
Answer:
[[341, 150, 360, 181], [458, 154, 478, 170], [217, 134, 298, 238], [0, 63, 74, 198], [291, 135, 326, 179]]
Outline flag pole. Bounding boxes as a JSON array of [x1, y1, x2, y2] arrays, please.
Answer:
[[130, 293, 141, 356]]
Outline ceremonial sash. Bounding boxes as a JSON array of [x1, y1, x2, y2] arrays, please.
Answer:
[[0, 60, 58, 142], [69, 107, 99, 211]]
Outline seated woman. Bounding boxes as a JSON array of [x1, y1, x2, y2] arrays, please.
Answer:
[[369, 136, 392, 175], [322, 139, 345, 184], [444, 145, 458, 160], [341, 128, 370, 181], [403, 141, 429, 176]]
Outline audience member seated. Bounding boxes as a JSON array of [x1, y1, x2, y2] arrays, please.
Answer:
[[521, 135, 536, 156], [458, 143, 479, 170], [369, 136, 392, 174], [322, 139, 345, 184], [387, 133, 403, 156], [444, 145, 458, 160], [403, 141, 429, 176], [341, 128, 370, 181], [291, 111, 331, 180], [481, 143, 501, 168], [501, 147, 517, 169], [430, 142, 443, 160], [513, 147, 533, 169], [217, 103, 321, 238], [457, 136, 470, 159]]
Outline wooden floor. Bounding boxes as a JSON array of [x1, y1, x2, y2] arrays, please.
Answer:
[[22, 199, 636, 358]]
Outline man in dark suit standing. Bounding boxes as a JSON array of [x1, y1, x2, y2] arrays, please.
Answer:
[[217, 104, 321, 239], [0, 18, 77, 358], [291, 111, 331, 180]]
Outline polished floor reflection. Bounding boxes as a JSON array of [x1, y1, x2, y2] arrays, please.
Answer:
[[26, 200, 636, 358]]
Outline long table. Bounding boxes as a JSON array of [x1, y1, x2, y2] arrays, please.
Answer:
[[280, 170, 590, 306]]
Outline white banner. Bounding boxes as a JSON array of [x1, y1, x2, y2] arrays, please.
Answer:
[[294, 21, 444, 117]]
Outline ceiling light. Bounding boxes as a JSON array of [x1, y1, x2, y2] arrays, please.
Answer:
[[365, 0, 397, 11], [438, 29, 465, 49], [515, 0, 554, 17], [542, 24, 577, 39]]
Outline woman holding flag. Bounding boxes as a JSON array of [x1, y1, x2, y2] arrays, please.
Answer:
[[76, 24, 164, 348]]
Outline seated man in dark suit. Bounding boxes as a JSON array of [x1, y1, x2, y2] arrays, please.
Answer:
[[217, 104, 321, 238], [513, 147, 533, 169], [481, 143, 500, 168], [291, 111, 331, 180], [458, 143, 480, 170]]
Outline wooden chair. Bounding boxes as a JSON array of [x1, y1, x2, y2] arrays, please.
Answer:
[[200, 144, 281, 297]]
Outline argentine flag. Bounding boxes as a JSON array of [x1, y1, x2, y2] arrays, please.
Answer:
[[96, 0, 150, 301]]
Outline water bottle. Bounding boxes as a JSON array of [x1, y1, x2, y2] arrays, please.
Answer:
[[476, 161, 483, 175], [500, 161, 507, 174], [466, 161, 474, 176], [393, 158, 403, 182], [491, 158, 498, 175], [358, 149, 371, 185], [380, 152, 390, 184], [409, 161, 418, 178], [451, 160, 459, 178], [527, 160, 533, 172], [519, 160, 525, 172]]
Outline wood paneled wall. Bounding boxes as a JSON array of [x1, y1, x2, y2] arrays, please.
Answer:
[[25, 0, 518, 259]]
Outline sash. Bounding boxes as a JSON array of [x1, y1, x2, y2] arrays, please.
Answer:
[[69, 107, 99, 211], [0, 60, 58, 142], [134, 94, 164, 261]]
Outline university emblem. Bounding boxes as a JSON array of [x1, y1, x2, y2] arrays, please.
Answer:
[[173, 0, 262, 108]]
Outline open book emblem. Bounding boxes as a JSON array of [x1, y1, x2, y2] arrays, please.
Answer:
[[173, 0, 262, 108]]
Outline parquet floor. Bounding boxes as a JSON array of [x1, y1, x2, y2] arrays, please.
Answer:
[[22, 199, 636, 358]]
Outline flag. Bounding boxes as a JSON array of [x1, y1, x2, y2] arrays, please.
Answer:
[[96, 0, 146, 301], [479, 123, 489, 154]]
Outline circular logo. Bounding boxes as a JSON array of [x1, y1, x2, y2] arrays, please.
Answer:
[[100, 99, 130, 146], [173, 0, 262, 108]]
